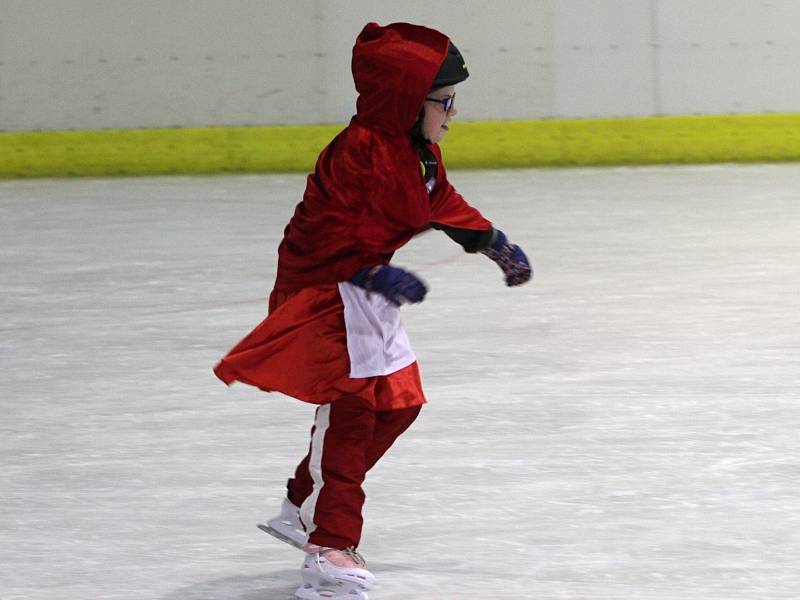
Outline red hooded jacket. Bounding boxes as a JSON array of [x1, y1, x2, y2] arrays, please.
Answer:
[[273, 22, 491, 293], [215, 23, 492, 404]]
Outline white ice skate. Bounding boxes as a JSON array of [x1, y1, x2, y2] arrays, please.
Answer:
[[294, 544, 375, 600], [257, 498, 307, 549]]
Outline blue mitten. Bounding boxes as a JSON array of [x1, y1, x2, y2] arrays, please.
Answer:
[[350, 265, 428, 306], [480, 230, 532, 287]]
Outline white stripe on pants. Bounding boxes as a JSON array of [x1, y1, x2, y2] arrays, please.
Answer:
[[299, 404, 331, 539]]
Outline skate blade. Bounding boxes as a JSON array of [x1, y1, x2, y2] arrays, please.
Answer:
[[257, 523, 305, 550], [294, 584, 368, 600]]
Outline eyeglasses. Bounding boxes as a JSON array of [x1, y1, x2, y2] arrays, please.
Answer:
[[425, 93, 456, 114]]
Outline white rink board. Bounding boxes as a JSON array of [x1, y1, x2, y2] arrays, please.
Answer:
[[5, 1, 800, 129], [1, 165, 799, 599]]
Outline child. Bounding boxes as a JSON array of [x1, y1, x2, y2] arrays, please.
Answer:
[[214, 22, 531, 600]]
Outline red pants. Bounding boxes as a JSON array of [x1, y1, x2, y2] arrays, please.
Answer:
[[286, 396, 421, 549]]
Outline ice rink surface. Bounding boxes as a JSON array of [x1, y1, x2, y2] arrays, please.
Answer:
[[2, 165, 799, 600]]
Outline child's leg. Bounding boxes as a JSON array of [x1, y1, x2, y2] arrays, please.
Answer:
[[364, 360, 424, 469], [299, 396, 375, 549], [286, 451, 313, 507], [366, 405, 421, 469], [287, 404, 421, 507], [285, 364, 425, 548]]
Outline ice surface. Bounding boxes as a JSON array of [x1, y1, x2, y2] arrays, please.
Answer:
[[1, 165, 799, 599]]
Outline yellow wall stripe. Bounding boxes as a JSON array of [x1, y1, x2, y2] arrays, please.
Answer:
[[3, 114, 800, 178]]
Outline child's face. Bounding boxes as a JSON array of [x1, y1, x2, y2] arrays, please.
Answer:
[[422, 85, 457, 144]]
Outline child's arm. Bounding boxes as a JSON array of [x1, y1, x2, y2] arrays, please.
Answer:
[[479, 229, 532, 287], [350, 264, 428, 306], [430, 223, 494, 252], [428, 150, 532, 287]]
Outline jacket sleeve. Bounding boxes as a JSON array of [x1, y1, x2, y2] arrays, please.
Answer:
[[428, 145, 494, 252]]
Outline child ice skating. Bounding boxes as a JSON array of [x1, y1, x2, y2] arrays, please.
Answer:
[[214, 21, 531, 599]]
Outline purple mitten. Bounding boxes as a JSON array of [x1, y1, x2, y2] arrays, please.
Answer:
[[480, 230, 532, 287], [350, 265, 428, 306]]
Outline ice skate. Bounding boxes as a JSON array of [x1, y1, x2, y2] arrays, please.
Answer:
[[257, 498, 306, 549], [294, 544, 375, 600]]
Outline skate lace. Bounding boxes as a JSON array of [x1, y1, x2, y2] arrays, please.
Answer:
[[342, 546, 367, 568], [308, 543, 368, 568]]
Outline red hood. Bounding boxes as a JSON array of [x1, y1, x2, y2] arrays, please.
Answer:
[[351, 22, 450, 135]]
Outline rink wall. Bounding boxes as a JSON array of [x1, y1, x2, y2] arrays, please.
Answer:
[[4, 1, 800, 176], [5, 114, 800, 178]]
